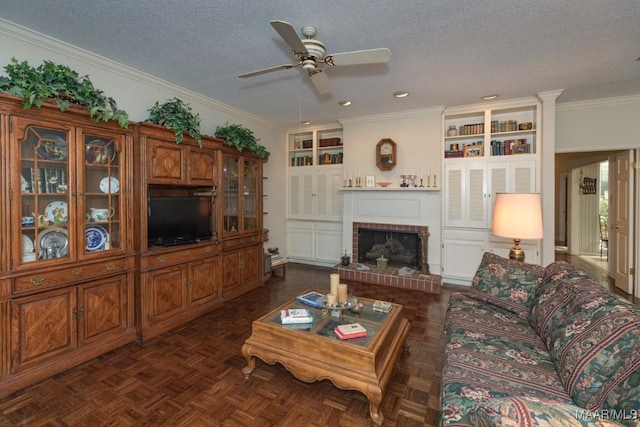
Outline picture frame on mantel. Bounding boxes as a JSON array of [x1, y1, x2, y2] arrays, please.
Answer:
[[365, 175, 376, 187]]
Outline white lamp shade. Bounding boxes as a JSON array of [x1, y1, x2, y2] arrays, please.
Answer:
[[492, 193, 543, 240]]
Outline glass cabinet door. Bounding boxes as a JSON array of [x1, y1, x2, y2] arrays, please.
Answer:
[[243, 159, 258, 232], [80, 131, 124, 256], [223, 156, 239, 234], [18, 124, 72, 266]]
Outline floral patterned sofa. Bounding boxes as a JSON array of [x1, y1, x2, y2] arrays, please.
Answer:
[[441, 252, 640, 426]]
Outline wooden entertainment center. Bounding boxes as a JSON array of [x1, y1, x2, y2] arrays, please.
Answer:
[[0, 94, 265, 396]]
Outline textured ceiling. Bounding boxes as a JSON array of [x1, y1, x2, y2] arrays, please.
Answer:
[[1, 0, 639, 128]]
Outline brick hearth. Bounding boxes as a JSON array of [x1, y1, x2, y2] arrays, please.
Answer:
[[333, 263, 441, 293]]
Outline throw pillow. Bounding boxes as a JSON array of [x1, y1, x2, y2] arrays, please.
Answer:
[[467, 252, 544, 317]]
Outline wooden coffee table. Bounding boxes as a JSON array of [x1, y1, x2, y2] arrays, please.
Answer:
[[241, 290, 410, 426]]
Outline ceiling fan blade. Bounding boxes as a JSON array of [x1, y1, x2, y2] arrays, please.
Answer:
[[308, 69, 332, 95], [324, 48, 391, 66], [238, 63, 298, 78], [270, 20, 308, 55]]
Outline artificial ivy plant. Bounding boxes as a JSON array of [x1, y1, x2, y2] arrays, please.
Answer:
[[0, 57, 129, 128], [214, 122, 268, 159], [145, 97, 202, 146]]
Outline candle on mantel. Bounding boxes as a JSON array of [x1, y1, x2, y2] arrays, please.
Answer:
[[330, 273, 339, 296], [326, 293, 337, 306], [338, 283, 348, 304]]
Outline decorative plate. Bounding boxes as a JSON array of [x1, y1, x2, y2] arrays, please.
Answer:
[[39, 228, 69, 258], [22, 234, 34, 254], [44, 201, 68, 224], [99, 176, 119, 194], [85, 225, 109, 252], [85, 139, 116, 165], [37, 137, 68, 161]]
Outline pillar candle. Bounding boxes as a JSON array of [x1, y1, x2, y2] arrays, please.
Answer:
[[338, 283, 348, 304], [326, 293, 337, 306], [330, 273, 340, 296]]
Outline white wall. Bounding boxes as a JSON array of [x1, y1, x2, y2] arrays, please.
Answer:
[[0, 19, 288, 253]]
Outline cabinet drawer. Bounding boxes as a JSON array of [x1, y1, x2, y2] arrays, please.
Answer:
[[222, 234, 261, 251], [13, 259, 127, 294], [143, 245, 217, 269]]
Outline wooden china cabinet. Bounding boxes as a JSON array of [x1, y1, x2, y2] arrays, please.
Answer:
[[220, 151, 264, 301], [0, 93, 136, 397]]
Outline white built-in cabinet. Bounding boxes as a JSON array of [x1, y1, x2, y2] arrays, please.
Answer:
[[286, 126, 343, 267], [441, 98, 542, 285]]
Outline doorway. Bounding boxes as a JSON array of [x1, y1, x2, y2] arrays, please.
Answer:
[[555, 150, 635, 295]]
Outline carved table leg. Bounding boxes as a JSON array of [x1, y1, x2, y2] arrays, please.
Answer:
[[367, 385, 384, 426], [241, 343, 255, 378]]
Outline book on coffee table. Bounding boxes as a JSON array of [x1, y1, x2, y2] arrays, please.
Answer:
[[373, 300, 392, 313], [296, 291, 325, 308], [281, 308, 313, 324], [334, 322, 367, 340]]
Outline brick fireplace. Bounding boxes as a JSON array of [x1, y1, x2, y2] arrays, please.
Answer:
[[336, 189, 441, 293]]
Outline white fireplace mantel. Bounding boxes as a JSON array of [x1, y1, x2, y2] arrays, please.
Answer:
[[342, 190, 441, 275]]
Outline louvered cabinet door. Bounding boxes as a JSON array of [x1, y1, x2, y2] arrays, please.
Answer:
[[11, 287, 77, 374], [77, 275, 129, 347]]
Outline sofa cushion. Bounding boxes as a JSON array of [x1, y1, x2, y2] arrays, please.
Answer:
[[470, 396, 626, 426], [549, 291, 640, 416], [441, 293, 571, 426], [530, 262, 608, 348], [467, 252, 544, 317]]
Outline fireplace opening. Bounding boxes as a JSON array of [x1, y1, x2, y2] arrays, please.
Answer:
[[357, 228, 421, 270]]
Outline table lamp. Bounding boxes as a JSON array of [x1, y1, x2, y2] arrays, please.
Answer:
[[491, 193, 543, 262]]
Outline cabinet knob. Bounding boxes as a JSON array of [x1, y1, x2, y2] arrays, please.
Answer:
[[30, 275, 45, 286], [72, 268, 83, 276], [105, 262, 116, 271], [159, 255, 167, 263], [205, 246, 212, 253]]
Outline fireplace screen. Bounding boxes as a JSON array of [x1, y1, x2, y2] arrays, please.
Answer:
[[357, 228, 421, 270]]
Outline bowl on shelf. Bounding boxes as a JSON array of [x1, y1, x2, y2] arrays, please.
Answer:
[[267, 247, 279, 254], [377, 182, 392, 188], [518, 122, 533, 130]]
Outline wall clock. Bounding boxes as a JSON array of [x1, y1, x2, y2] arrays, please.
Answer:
[[376, 138, 396, 171]]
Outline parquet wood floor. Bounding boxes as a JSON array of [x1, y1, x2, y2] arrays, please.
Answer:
[[1, 256, 634, 426], [0, 264, 463, 427]]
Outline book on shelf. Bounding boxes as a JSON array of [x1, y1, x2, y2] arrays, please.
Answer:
[[373, 300, 392, 313], [295, 291, 325, 308], [334, 323, 367, 340], [280, 308, 313, 324]]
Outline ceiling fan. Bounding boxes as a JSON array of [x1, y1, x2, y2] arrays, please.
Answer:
[[239, 20, 391, 95]]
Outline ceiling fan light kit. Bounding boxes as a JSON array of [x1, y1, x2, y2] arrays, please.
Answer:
[[239, 20, 391, 95]]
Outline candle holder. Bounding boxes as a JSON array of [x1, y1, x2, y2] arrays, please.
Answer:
[[432, 174, 437, 188], [348, 179, 352, 188], [343, 179, 348, 187], [317, 296, 357, 318], [355, 177, 362, 187], [419, 178, 424, 188]]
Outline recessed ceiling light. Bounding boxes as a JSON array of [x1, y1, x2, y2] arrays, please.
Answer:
[[481, 94, 499, 100], [300, 120, 310, 125], [393, 91, 409, 98], [338, 100, 352, 106]]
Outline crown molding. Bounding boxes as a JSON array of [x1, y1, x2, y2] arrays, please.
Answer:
[[557, 94, 640, 112]]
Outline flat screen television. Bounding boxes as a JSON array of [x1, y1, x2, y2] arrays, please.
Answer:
[[148, 196, 212, 246]]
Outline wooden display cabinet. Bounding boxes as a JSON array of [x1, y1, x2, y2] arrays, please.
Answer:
[[0, 93, 136, 397], [220, 151, 264, 300]]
